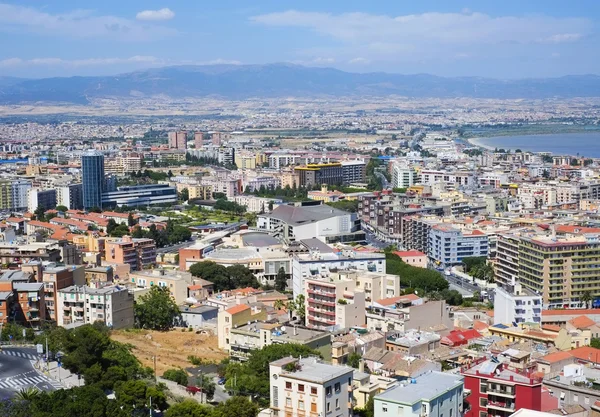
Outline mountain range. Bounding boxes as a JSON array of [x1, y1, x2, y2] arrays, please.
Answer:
[[2, 64, 600, 104]]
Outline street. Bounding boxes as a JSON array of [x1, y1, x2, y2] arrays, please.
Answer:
[[156, 239, 196, 254], [0, 347, 62, 396]]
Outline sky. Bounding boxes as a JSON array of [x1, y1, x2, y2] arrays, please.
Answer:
[[0, 0, 599, 79]]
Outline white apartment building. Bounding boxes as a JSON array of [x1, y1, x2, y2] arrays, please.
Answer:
[[334, 270, 401, 306], [374, 371, 464, 417], [518, 183, 557, 209], [392, 163, 419, 189], [233, 195, 282, 213], [420, 170, 476, 189], [269, 356, 353, 417], [200, 176, 241, 198], [269, 153, 301, 169], [11, 179, 32, 211], [56, 285, 134, 329], [494, 284, 542, 325], [478, 172, 509, 188], [305, 275, 366, 331], [292, 250, 386, 299], [56, 183, 83, 210]]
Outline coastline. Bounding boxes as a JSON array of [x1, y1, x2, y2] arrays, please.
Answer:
[[466, 137, 495, 150]]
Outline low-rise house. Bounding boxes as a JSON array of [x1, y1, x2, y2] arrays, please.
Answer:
[[385, 330, 441, 355], [442, 329, 482, 347], [178, 305, 219, 329]]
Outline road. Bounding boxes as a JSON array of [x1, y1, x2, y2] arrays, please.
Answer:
[[0, 347, 62, 396], [375, 171, 390, 189], [156, 239, 196, 254]]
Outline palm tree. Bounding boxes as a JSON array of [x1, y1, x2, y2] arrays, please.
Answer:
[[15, 387, 41, 402], [273, 299, 286, 310], [581, 291, 593, 309]]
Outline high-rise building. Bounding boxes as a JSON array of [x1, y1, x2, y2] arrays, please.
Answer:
[[211, 132, 222, 146], [194, 132, 204, 149], [82, 150, 105, 210], [27, 188, 57, 213], [168, 131, 188, 150], [392, 163, 419, 188], [57, 184, 83, 210]]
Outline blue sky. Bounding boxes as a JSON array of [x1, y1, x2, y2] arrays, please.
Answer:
[[0, 1, 599, 78]]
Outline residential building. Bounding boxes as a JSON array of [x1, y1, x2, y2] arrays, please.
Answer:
[[27, 188, 56, 212], [129, 269, 195, 304], [56, 285, 134, 329], [393, 250, 428, 268], [227, 322, 332, 361], [268, 356, 353, 417], [105, 236, 156, 271], [341, 160, 367, 184], [462, 359, 544, 417], [82, 150, 105, 210], [168, 131, 187, 150], [429, 225, 488, 268], [0, 241, 63, 266], [0, 270, 46, 328], [374, 371, 464, 417], [392, 163, 420, 189], [56, 183, 83, 210], [217, 304, 267, 350], [305, 275, 366, 331], [233, 195, 281, 213], [42, 265, 86, 322], [385, 330, 441, 355], [367, 300, 454, 333], [194, 132, 204, 149], [494, 284, 542, 325]]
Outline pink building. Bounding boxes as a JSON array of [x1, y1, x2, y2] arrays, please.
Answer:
[[394, 250, 427, 268]]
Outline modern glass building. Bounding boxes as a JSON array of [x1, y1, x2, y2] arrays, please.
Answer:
[[81, 150, 105, 210]]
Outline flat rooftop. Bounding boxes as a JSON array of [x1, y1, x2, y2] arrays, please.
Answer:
[[233, 323, 329, 343], [376, 371, 463, 405], [272, 356, 353, 384]]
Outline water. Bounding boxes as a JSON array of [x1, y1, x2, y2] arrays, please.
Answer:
[[469, 132, 600, 157]]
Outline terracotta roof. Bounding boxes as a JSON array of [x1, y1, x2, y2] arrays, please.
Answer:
[[376, 294, 421, 306], [473, 321, 489, 331], [542, 324, 562, 332], [569, 346, 600, 362], [538, 350, 573, 364], [5, 217, 24, 223], [225, 304, 250, 315], [568, 315, 596, 329], [188, 284, 204, 291], [394, 250, 426, 257]]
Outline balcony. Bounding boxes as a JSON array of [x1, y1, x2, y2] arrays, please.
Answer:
[[487, 387, 515, 398], [308, 298, 335, 307], [487, 401, 515, 412]]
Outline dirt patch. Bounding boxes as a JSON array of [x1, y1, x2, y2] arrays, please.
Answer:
[[111, 329, 226, 376]]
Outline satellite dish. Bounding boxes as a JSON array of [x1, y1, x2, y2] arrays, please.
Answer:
[[281, 326, 286, 332]]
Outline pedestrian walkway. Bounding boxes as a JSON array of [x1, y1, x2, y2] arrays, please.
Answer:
[[0, 349, 37, 360], [0, 371, 62, 390]]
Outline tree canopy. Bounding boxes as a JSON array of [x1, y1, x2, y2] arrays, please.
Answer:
[[385, 253, 448, 292], [189, 261, 260, 292], [134, 286, 180, 331]]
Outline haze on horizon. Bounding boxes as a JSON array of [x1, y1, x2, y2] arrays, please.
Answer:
[[0, 0, 599, 79]]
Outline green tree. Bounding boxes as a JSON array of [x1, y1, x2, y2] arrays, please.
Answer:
[[55, 205, 69, 213], [385, 253, 449, 292], [274, 267, 287, 292], [165, 400, 213, 417], [162, 368, 188, 386], [581, 290, 593, 308], [227, 264, 260, 288], [213, 396, 259, 417], [347, 352, 361, 368], [106, 218, 118, 235], [127, 212, 136, 227], [134, 286, 180, 331], [289, 294, 306, 324], [179, 188, 189, 202], [189, 261, 230, 292], [591, 338, 600, 349], [34, 206, 46, 221]]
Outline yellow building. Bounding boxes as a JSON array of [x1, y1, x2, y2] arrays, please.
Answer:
[[0, 181, 12, 210], [307, 185, 344, 202], [235, 153, 257, 170]]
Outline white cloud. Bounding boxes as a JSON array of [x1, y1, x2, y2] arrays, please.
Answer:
[[0, 3, 176, 41], [0, 56, 164, 68], [251, 10, 591, 67], [136, 8, 175, 21], [349, 57, 370, 64]]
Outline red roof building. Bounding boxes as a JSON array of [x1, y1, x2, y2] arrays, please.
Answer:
[[441, 329, 482, 346]]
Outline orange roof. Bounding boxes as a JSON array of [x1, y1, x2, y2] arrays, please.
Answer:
[[541, 324, 562, 332], [5, 217, 24, 223], [188, 284, 204, 291], [568, 315, 597, 329], [394, 250, 426, 257], [375, 293, 421, 306], [569, 346, 600, 362], [538, 350, 573, 364], [543, 309, 600, 316], [225, 304, 250, 315], [473, 320, 489, 331], [486, 310, 494, 317]]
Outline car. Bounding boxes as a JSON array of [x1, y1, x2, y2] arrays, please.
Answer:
[[217, 377, 225, 385]]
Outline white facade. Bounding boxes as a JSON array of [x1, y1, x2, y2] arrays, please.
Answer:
[[374, 371, 464, 417], [494, 284, 542, 325], [392, 163, 419, 189], [233, 195, 282, 213], [420, 170, 476, 189], [428, 226, 489, 268], [269, 153, 301, 169], [269, 357, 353, 417], [11, 179, 32, 211]]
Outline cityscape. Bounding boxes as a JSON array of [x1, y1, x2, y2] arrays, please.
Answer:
[[2, 2, 600, 417]]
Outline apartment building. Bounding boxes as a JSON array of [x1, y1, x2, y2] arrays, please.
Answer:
[[385, 330, 441, 355], [332, 270, 401, 306], [0, 270, 46, 328], [104, 154, 142, 175], [494, 284, 542, 325], [27, 188, 57, 212], [105, 236, 156, 271], [496, 232, 600, 308], [226, 322, 331, 361], [42, 265, 86, 322], [462, 359, 543, 417], [374, 371, 464, 417], [292, 249, 385, 299], [56, 285, 134, 329], [129, 269, 194, 304], [429, 225, 488, 268], [269, 356, 353, 417], [392, 163, 419, 189], [233, 195, 281, 213], [0, 241, 63, 266], [420, 169, 477, 189], [56, 183, 83, 210], [217, 304, 267, 350], [305, 275, 366, 331], [174, 183, 212, 200], [168, 131, 187, 150], [200, 176, 242, 198], [0, 179, 31, 211], [367, 300, 454, 333], [341, 160, 366, 184]]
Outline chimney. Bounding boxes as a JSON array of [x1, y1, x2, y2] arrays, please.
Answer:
[[359, 360, 365, 373]]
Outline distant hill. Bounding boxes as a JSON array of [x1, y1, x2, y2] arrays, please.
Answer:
[[1, 64, 600, 103]]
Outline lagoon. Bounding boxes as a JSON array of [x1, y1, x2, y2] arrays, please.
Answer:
[[469, 132, 600, 157]]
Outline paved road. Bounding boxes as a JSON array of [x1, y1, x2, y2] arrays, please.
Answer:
[[0, 347, 61, 396], [156, 239, 196, 254], [445, 273, 480, 293]]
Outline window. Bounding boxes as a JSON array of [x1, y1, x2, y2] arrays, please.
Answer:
[[285, 398, 292, 407], [382, 406, 388, 412], [450, 409, 453, 417], [298, 400, 304, 410], [327, 402, 331, 412], [311, 387, 318, 395], [480, 413, 488, 417], [574, 394, 578, 402], [298, 384, 304, 392], [335, 399, 339, 409], [334, 382, 341, 393], [311, 402, 317, 412], [286, 382, 292, 390], [326, 386, 332, 396]]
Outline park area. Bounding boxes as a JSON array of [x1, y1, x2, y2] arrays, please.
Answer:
[[111, 329, 227, 375]]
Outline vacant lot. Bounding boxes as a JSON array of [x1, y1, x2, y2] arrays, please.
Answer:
[[111, 329, 226, 375]]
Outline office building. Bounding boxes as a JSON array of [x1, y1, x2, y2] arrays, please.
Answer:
[[82, 150, 105, 210], [374, 371, 464, 417], [101, 184, 178, 208], [168, 131, 188, 150], [295, 163, 344, 187], [56, 285, 134, 329], [494, 284, 542, 325], [462, 359, 544, 417], [27, 188, 57, 213], [269, 356, 353, 417]]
